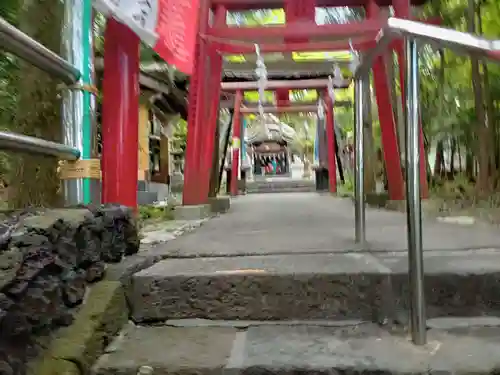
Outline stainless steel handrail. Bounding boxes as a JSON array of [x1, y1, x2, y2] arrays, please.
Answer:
[[0, 17, 81, 161], [0, 17, 80, 84], [352, 17, 500, 346], [0, 131, 80, 160], [355, 18, 500, 79]]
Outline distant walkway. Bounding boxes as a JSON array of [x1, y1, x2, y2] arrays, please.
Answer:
[[162, 193, 500, 258]]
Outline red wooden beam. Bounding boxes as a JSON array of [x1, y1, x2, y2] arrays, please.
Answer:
[[213, 38, 377, 54], [275, 88, 290, 107], [284, 0, 315, 44], [210, 18, 440, 53], [210, 0, 428, 10], [209, 19, 384, 41], [487, 50, 500, 61], [221, 78, 350, 91]]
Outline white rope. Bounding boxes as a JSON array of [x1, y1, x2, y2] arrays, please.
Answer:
[[349, 39, 360, 73], [332, 64, 343, 86], [317, 98, 325, 120], [327, 76, 335, 104], [327, 63, 344, 105], [254, 44, 269, 137]]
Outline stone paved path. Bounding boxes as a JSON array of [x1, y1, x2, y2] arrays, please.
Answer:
[[93, 192, 500, 375], [95, 319, 500, 375], [159, 192, 500, 258]]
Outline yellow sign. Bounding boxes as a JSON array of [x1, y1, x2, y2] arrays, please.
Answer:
[[59, 159, 101, 180]]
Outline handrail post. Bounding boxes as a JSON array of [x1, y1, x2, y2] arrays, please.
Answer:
[[405, 37, 427, 345], [354, 77, 365, 244], [61, 0, 96, 205]]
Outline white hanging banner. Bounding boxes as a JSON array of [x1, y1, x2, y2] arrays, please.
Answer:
[[93, 0, 199, 74]]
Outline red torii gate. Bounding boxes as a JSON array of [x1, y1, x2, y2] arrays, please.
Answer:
[[181, 0, 433, 207], [221, 80, 346, 196], [99, 0, 436, 208]]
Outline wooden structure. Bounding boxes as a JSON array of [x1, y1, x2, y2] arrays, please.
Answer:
[[246, 116, 296, 177], [96, 63, 188, 201], [136, 70, 187, 200]]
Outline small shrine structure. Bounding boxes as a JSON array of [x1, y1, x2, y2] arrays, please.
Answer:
[[246, 115, 296, 177]]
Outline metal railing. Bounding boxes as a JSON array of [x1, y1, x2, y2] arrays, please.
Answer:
[[0, 16, 80, 161], [353, 17, 500, 345], [0, 131, 80, 160]]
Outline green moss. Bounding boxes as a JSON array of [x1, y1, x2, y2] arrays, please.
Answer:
[[32, 281, 128, 375], [8, 0, 65, 208], [32, 358, 80, 375]]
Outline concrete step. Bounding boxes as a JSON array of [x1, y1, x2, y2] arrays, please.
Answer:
[[128, 250, 500, 322], [137, 191, 158, 205], [248, 180, 315, 188], [246, 180, 316, 194], [247, 186, 317, 194], [377, 248, 500, 320], [93, 319, 500, 375], [128, 253, 390, 322]]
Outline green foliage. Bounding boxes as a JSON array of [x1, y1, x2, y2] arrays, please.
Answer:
[[1, 0, 65, 208], [0, 0, 19, 187], [419, 0, 500, 143], [139, 204, 174, 222], [431, 174, 476, 201], [340, 175, 355, 193], [172, 117, 187, 153]]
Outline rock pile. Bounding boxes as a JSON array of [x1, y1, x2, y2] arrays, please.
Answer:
[[0, 205, 139, 374]]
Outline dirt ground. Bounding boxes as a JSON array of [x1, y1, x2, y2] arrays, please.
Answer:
[[421, 197, 500, 225]]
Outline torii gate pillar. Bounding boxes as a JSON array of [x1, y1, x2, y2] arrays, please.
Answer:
[[183, 1, 210, 206], [101, 19, 140, 209], [366, 0, 405, 201]]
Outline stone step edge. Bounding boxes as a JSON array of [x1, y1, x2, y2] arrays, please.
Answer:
[[93, 319, 500, 375], [150, 316, 500, 329], [130, 250, 500, 278]]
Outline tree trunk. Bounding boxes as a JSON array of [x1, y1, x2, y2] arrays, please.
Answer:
[[449, 138, 456, 176], [433, 140, 444, 177], [466, 150, 475, 180], [468, 0, 491, 195], [477, 4, 497, 184], [8, 0, 64, 208], [457, 142, 462, 173], [432, 49, 446, 179]]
